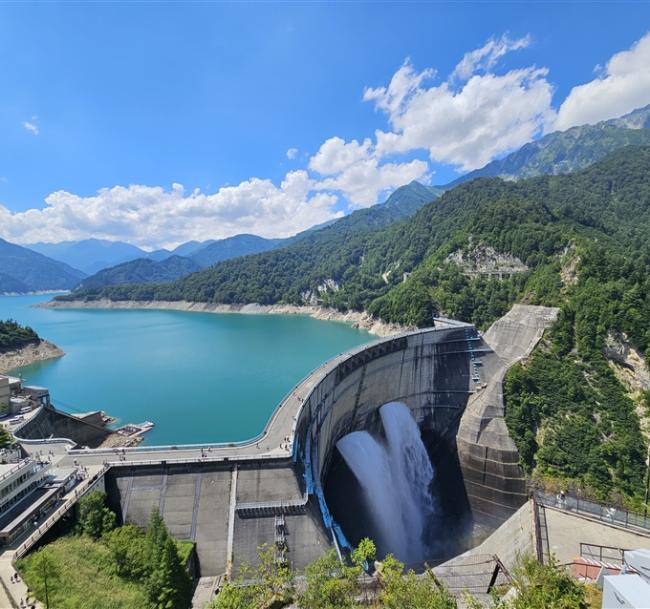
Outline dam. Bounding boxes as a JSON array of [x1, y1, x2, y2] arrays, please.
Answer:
[[9, 304, 559, 583]]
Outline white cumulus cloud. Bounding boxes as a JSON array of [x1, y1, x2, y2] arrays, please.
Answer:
[[286, 147, 298, 160], [309, 136, 428, 207], [554, 31, 650, 131], [309, 137, 374, 175], [366, 56, 554, 171], [22, 116, 39, 136], [0, 172, 342, 249], [451, 34, 532, 82]]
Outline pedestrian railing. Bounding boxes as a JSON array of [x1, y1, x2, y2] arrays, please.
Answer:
[[13, 465, 109, 560], [535, 489, 650, 534], [580, 542, 628, 564]]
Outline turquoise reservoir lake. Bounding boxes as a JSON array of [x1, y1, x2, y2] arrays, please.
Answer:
[[0, 294, 372, 445]]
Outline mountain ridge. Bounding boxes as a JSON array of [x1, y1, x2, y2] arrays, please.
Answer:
[[443, 104, 650, 187], [0, 238, 86, 293], [73, 180, 441, 289]]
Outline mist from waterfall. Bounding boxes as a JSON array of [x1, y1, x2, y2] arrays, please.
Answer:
[[335, 402, 436, 564]]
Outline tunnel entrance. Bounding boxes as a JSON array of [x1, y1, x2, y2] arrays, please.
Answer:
[[323, 403, 474, 569]]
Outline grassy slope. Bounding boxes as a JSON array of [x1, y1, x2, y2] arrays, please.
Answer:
[[18, 536, 150, 609]]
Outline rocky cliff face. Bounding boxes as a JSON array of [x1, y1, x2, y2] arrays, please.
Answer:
[[447, 243, 528, 279], [0, 340, 64, 374], [603, 330, 650, 440]]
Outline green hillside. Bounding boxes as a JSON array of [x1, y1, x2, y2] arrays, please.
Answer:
[[72, 180, 440, 290], [445, 105, 650, 186], [78, 255, 202, 290], [0, 238, 86, 293], [62, 147, 650, 502], [0, 320, 40, 352]]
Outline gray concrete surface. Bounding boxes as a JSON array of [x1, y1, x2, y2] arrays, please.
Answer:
[[544, 506, 650, 564], [11, 305, 561, 583], [232, 502, 331, 576], [457, 305, 559, 525], [106, 461, 313, 577]]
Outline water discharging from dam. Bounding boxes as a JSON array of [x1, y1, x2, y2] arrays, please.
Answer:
[[336, 402, 436, 565]]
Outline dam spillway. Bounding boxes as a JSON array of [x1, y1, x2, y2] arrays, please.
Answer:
[[336, 402, 436, 565], [19, 304, 559, 578]]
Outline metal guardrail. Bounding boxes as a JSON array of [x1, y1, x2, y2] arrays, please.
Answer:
[[236, 491, 309, 513], [13, 464, 109, 560], [65, 325, 451, 459], [0, 459, 33, 484], [103, 453, 289, 468], [535, 489, 650, 534], [580, 542, 629, 564], [16, 437, 75, 446]]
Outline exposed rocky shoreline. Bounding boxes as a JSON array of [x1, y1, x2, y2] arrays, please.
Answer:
[[0, 340, 65, 373], [40, 299, 410, 337]]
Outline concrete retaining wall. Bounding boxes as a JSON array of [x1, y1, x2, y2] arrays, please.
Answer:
[[293, 324, 478, 489], [16, 405, 114, 448], [292, 305, 558, 535]]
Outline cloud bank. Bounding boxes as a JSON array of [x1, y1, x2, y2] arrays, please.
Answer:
[[0, 174, 341, 249], [2, 31, 650, 248], [555, 32, 650, 131]]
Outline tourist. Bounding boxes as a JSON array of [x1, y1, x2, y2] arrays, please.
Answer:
[[607, 506, 617, 522]]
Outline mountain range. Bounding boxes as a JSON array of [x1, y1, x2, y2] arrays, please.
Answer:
[[27, 239, 148, 275], [74, 181, 440, 289], [444, 104, 650, 187], [4, 104, 650, 295], [0, 238, 86, 293]]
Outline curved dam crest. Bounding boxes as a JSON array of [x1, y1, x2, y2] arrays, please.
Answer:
[[16, 304, 558, 578]]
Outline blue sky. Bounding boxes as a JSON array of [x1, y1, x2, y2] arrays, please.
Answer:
[[1, 2, 650, 249]]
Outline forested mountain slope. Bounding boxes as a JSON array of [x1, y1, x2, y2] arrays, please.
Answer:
[[188, 233, 283, 268], [0, 238, 86, 293], [64, 147, 650, 322], [69, 180, 440, 291], [78, 255, 202, 290], [62, 147, 650, 503], [444, 104, 650, 187]]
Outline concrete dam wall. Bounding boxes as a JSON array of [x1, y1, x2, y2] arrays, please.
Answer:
[[289, 306, 558, 551], [15, 404, 114, 448], [59, 304, 558, 576]]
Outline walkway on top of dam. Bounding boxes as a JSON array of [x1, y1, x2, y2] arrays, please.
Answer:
[[25, 319, 474, 469], [20, 306, 557, 471]]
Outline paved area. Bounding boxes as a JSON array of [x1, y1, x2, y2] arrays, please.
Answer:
[[236, 464, 303, 504], [232, 503, 331, 576], [545, 505, 650, 564], [191, 576, 220, 609], [0, 553, 29, 609]]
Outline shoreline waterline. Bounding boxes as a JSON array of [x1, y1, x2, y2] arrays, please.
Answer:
[[40, 299, 410, 337], [0, 340, 65, 374], [2, 294, 376, 445]]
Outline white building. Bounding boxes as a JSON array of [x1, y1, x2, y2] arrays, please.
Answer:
[[0, 458, 50, 516], [603, 549, 650, 608]]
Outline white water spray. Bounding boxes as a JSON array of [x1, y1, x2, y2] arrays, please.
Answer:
[[336, 431, 409, 560], [336, 401, 436, 564]]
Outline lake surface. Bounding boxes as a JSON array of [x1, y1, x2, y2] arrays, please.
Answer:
[[0, 294, 372, 445]]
